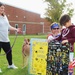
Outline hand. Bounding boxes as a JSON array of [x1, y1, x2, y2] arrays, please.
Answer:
[[47, 39, 50, 42], [62, 40, 68, 44], [16, 28, 22, 33]]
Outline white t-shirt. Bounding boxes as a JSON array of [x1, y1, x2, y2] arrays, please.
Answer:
[[0, 15, 11, 42]]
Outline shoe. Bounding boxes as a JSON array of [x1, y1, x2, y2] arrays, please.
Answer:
[[8, 64, 18, 69], [0, 68, 2, 73]]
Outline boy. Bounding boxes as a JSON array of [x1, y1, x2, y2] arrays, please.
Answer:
[[56, 14, 75, 75], [58, 14, 75, 62]]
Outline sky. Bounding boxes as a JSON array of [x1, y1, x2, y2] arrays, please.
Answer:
[[0, 0, 47, 17], [0, 0, 75, 24]]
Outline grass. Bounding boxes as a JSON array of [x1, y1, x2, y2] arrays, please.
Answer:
[[0, 35, 47, 75], [0, 34, 75, 75]]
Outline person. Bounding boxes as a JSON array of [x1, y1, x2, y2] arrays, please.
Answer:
[[0, 2, 21, 72], [47, 22, 61, 42], [57, 14, 75, 62], [54, 14, 75, 73]]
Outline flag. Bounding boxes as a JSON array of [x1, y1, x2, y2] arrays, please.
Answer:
[[72, 59, 75, 67]]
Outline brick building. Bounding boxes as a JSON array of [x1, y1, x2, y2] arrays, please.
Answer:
[[5, 4, 51, 35]]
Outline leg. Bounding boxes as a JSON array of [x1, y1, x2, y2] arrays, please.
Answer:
[[22, 55, 25, 68], [69, 52, 74, 62], [0, 68, 2, 73], [68, 52, 74, 75], [2, 42, 12, 65], [0, 42, 2, 53], [0, 44, 2, 73], [24, 55, 28, 67], [0, 42, 3, 72], [1, 42, 18, 69]]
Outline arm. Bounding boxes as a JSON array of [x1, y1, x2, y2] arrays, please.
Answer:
[[62, 27, 75, 44], [67, 28, 75, 43], [47, 33, 62, 42], [54, 33, 62, 41], [9, 25, 21, 33], [68, 38, 75, 43]]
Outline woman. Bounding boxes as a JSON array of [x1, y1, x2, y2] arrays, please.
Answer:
[[0, 2, 21, 72], [47, 22, 61, 42]]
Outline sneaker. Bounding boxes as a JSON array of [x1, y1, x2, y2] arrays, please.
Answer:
[[0, 68, 2, 73], [8, 64, 18, 69]]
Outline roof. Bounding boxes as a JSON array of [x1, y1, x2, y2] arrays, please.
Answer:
[[2, 2, 40, 15]]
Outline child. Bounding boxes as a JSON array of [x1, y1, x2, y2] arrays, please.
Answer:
[[55, 14, 75, 75], [58, 14, 75, 62]]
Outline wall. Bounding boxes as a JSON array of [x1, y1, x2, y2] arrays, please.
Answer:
[[5, 4, 50, 35]]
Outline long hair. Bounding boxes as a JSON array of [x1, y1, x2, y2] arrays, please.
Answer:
[[0, 2, 5, 16], [0, 2, 4, 6]]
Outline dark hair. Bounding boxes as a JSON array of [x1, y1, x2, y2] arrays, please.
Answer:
[[59, 14, 71, 26], [0, 2, 5, 16], [0, 2, 4, 7]]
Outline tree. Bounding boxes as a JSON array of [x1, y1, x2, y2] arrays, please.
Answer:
[[43, 0, 74, 23]]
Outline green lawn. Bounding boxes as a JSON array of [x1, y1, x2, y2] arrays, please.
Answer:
[[0, 35, 47, 75], [0, 35, 75, 75]]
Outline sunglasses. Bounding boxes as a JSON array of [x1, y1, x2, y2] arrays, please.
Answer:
[[52, 28, 59, 30]]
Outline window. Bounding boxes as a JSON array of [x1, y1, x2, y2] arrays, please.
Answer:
[[22, 24, 26, 35], [15, 24, 18, 29], [15, 24, 18, 35]]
